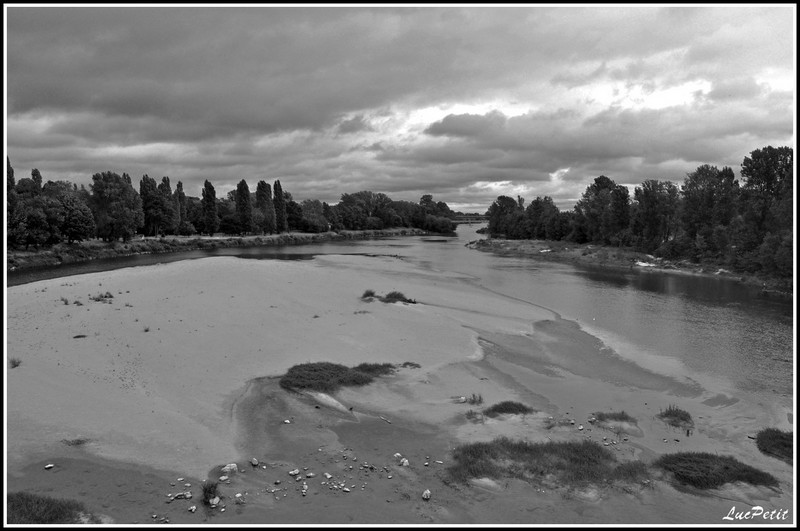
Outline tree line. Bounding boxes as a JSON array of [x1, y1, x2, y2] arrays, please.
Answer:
[[6, 159, 457, 249], [485, 145, 793, 279]]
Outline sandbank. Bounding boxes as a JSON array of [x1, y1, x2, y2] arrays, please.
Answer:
[[5, 253, 794, 524]]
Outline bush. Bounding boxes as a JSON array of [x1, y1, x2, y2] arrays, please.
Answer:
[[483, 401, 534, 418], [361, 289, 376, 299], [381, 291, 416, 304], [467, 393, 484, 405], [9, 357, 22, 369], [654, 452, 778, 489], [201, 481, 219, 505], [7, 491, 96, 524], [657, 405, 693, 428], [612, 460, 650, 482], [755, 428, 793, 463], [352, 363, 396, 376]]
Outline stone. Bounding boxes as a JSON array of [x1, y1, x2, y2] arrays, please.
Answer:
[[393, 453, 402, 459], [44, 464, 55, 470], [400, 458, 409, 467], [235, 493, 242, 498], [288, 469, 300, 476], [324, 473, 332, 479], [184, 483, 191, 487], [209, 496, 220, 506], [306, 472, 316, 478], [578, 425, 584, 430], [188, 506, 197, 513], [251, 458, 259, 467], [284, 419, 291, 424], [221, 463, 238, 474], [422, 489, 431, 500], [219, 475, 229, 482], [343, 487, 351, 492]]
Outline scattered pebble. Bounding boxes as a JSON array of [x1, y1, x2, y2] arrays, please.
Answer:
[[422, 489, 431, 500], [284, 420, 291, 424], [188, 505, 197, 513], [44, 464, 55, 470]]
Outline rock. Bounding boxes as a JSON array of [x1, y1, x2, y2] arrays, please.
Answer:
[[284, 419, 291, 424], [274, 480, 281, 485], [221, 463, 238, 474], [177, 477, 185, 481], [184, 492, 192, 499], [44, 464, 55, 470], [251, 458, 259, 467], [235, 493, 242, 498], [393, 453, 402, 459], [578, 425, 584, 430], [184, 483, 191, 487], [343, 487, 351, 492], [324, 473, 332, 479], [288, 469, 300, 476], [422, 489, 431, 500], [209, 496, 220, 506], [219, 475, 229, 482], [400, 458, 409, 467], [188, 506, 197, 513], [306, 472, 316, 478]]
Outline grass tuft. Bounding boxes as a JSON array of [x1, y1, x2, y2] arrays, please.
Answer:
[[352, 362, 396, 376], [467, 393, 484, 405], [654, 452, 779, 489], [61, 438, 91, 446], [593, 411, 636, 423], [201, 481, 219, 505], [9, 357, 22, 369], [7, 491, 97, 524], [656, 404, 693, 428], [483, 401, 534, 418], [755, 428, 793, 464], [361, 289, 376, 299]]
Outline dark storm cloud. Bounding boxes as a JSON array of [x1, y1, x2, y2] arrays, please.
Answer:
[[6, 5, 794, 211]]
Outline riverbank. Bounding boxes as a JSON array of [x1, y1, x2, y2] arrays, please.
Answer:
[[6, 253, 794, 524], [5, 228, 428, 274], [467, 238, 793, 298]]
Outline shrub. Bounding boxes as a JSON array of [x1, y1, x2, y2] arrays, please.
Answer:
[[483, 401, 534, 418], [361, 289, 376, 299], [401, 361, 421, 369], [381, 291, 416, 304], [755, 428, 793, 463], [61, 438, 90, 446], [60, 297, 69, 305], [7, 491, 96, 524], [143, 326, 150, 333], [593, 411, 636, 423], [657, 405, 693, 427], [654, 452, 778, 489], [9, 357, 22, 369], [201, 482, 219, 505], [612, 461, 650, 482], [467, 393, 484, 405]]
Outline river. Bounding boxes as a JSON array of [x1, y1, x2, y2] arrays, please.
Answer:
[[6, 224, 794, 413]]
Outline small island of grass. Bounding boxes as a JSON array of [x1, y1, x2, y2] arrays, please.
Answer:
[[593, 411, 636, 423], [7, 492, 99, 524], [361, 289, 417, 304], [755, 428, 793, 464], [482, 401, 534, 418], [654, 452, 779, 489], [656, 404, 693, 428], [447, 437, 650, 487], [279, 361, 397, 393]]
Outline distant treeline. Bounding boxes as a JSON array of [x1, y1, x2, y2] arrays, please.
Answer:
[[485, 146, 792, 279], [5, 158, 458, 249]]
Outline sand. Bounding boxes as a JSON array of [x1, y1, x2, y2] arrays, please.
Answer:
[[5, 254, 795, 525]]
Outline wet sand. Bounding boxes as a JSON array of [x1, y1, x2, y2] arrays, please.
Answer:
[[5, 254, 795, 525]]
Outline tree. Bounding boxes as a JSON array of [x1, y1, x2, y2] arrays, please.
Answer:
[[234, 179, 254, 234], [486, 195, 521, 236], [300, 199, 329, 232], [631, 180, 680, 253], [273, 180, 288, 233], [89, 171, 144, 242], [157, 177, 178, 235], [571, 176, 629, 244], [60, 194, 96, 243], [201, 180, 219, 236], [255, 180, 277, 234], [285, 193, 304, 231]]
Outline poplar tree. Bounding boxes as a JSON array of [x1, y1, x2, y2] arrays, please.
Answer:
[[256, 180, 277, 234], [201, 180, 219, 236], [235, 179, 253, 234], [273, 179, 287, 233]]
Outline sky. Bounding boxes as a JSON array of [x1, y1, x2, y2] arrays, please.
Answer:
[[5, 4, 796, 212]]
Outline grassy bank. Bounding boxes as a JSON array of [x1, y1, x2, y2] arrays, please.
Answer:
[[7, 491, 99, 524], [279, 361, 398, 393], [6, 228, 428, 273], [467, 238, 792, 296]]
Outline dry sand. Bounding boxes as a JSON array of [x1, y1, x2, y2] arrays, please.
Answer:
[[5, 254, 795, 525]]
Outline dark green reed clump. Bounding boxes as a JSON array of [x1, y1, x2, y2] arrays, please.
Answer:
[[483, 401, 534, 418], [654, 452, 779, 489], [280, 361, 397, 393], [7, 492, 97, 524], [755, 428, 793, 464]]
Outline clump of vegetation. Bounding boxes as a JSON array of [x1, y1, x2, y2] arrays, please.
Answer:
[[656, 404, 693, 428], [280, 361, 398, 393], [143, 326, 150, 333], [9, 357, 22, 369], [360, 289, 417, 304], [593, 411, 636, 423], [73, 300, 83, 306], [89, 292, 114, 303], [612, 460, 650, 483], [654, 452, 779, 489], [483, 401, 534, 418], [466, 393, 484, 405], [201, 481, 219, 505], [755, 428, 793, 464], [61, 438, 90, 446], [401, 361, 421, 369], [7, 491, 98, 524], [60, 297, 70, 305], [448, 437, 626, 485], [543, 417, 574, 429]]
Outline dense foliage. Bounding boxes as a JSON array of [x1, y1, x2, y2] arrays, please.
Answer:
[[484, 146, 793, 281]]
